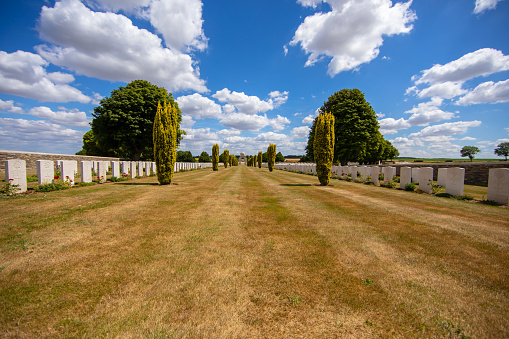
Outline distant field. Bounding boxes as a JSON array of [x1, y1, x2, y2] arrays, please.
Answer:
[[1, 166, 508, 338]]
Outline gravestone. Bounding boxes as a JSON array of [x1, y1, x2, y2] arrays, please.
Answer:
[[351, 166, 358, 180], [381, 166, 394, 182], [400, 167, 412, 188], [371, 166, 380, 184], [60, 160, 76, 186], [419, 167, 433, 194], [37, 160, 54, 185], [97, 161, 108, 181], [446, 167, 465, 196], [5, 159, 27, 193], [111, 161, 120, 178], [81, 161, 92, 183], [151, 162, 156, 174], [137, 162, 144, 176], [130, 162, 136, 179], [145, 162, 150, 176], [487, 168, 509, 205], [411, 168, 420, 183], [437, 168, 447, 187], [121, 161, 129, 176]]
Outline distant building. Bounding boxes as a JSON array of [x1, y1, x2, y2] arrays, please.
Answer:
[[239, 152, 247, 165]]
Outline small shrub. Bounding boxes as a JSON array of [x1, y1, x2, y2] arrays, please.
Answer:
[[1, 179, 21, 196], [435, 192, 453, 198], [379, 174, 384, 181], [381, 180, 396, 188], [26, 175, 38, 182], [393, 176, 400, 183], [457, 195, 474, 201], [404, 183, 416, 191], [108, 176, 128, 182], [75, 182, 95, 187], [34, 180, 72, 192]]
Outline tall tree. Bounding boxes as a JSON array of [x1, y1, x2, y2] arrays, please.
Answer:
[[89, 80, 183, 160], [267, 144, 276, 172], [176, 151, 196, 162], [212, 144, 219, 171], [223, 149, 230, 168], [494, 142, 509, 160], [153, 101, 178, 185], [306, 89, 383, 165], [314, 111, 335, 186], [258, 151, 262, 168], [460, 146, 480, 162], [275, 152, 285, 163], [199, 151, 211, 163]]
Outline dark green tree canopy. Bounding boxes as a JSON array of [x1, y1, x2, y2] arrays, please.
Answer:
[[176, 151, 196, 162], [494, 142, 509, 160], [275, 152, 285, 162], [199, 151, 211, 162], [460, 146, 480, 162], [86, 80, 182, 160]]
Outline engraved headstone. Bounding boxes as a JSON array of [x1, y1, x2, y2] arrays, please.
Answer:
[[487, 168, 509, 205], [37, 160, 54, 185], [400, 167, 412, 188], [60, 160, 76, 186], [419, 167, 433, 194], [80, 161, 92, 183], [446, 167, 465, 196], [5, 159, 27, 193]]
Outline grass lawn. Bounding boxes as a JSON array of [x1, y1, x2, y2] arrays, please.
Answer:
[[1, 166, 508, 338]]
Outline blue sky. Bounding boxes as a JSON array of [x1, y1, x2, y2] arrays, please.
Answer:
[[0, 0, 508, 158]]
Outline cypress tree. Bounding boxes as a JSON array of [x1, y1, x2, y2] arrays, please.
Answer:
[[258, 151, 262, 168], [267, 144, 276, 172], [223, 149, 229, 168], [212, 144, 219, 171], [153, 101, 178, 185], [314, 111, 335, 186]]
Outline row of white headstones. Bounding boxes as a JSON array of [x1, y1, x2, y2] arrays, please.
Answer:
[[273, 163, 509, 205], [4, 159, 213, 193]]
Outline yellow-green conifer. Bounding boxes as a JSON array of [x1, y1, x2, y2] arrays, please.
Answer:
[[258, 151, 262, 168], [223, 149, 229, 168], [314, 111, 335, 185], [153, 101, 178, 185], [267, 144, 276, 172], [212, 144, 219, 171]]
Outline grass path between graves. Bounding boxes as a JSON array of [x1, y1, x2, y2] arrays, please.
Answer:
[[1, 166, 508, 338]]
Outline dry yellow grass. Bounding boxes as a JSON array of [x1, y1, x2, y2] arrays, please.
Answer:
[[1, 166, 508, 338]]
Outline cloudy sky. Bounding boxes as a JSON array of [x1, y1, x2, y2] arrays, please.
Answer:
[[0, 0, 508, 158]]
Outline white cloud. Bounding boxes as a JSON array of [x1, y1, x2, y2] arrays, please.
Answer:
[[217, 129, 241, 136], [148, 0, 208, 52], [268, 115, 291, 132], [0, 50, 91, 103], [378, 117, 410, 134], [212, 88, 282, 115], [84, 0, 152, 12], [36, 0, 207, 93], [405, 97, 456, 126], [460, 136, 477, 140], [27, 106, 90, 127], [0, 99, 24, 114], [474, 0, 505, 14], [302, 114, 316, 124], [177, 93, 222, 119], [220, 113, 270, 131], [181, 115, 195, 129], [291, 0, 416, 76], [456, 79, 509, 105], [409, 121, 481, 138], [416, 81, 467, 99], [291, 126, 311, 138]]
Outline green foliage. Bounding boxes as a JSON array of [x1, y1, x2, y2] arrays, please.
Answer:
[[212, 144, 219, 171], [435, 193, 454, 198], [26, 175, 38, 183], [380, 180, 396, 188], [494, 142, 509, 160], [460, 146, 480, 162], [222, 150, 229, 168], [87, 80, 182, 160], [1, 179, 21, 196], [258, 151, 262, 168], [314, 111, 335, 186], [176, 151, 196, 162], [267, 144, 276, 172], [275, 152, 285, 163], [153, 101, 178, 185], [404, 183, 416, 191], [34, 180, 72, 192], [199, 151, 211, 163]]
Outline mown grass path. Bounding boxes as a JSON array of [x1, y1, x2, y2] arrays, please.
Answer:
[[1, 166, 508, 338]]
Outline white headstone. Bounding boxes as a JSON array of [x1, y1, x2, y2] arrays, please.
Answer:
[[411, 168, 420, 183], [381, 166, 394, 182], [130, 162, 136, 179], [487, 168, 509, 205], [145, 162, 150, 176], [400, 167, 412, 188], [60, 160, 76, 186], [446, 167, 465, 196], [419, 167, 433, 194], [151, 162, 156, 174], [137, 162, 143, 176], [437, 168, 447, 187], [111, 161, 120, 178], [37, 160, 54, 185], [351, 166, 358, 180], [371, 166, 380, 184], [97, 161, 108, 181], [5, 159, 27, 193], [80, 161, 92, 183], [121, 161, 130, 175]]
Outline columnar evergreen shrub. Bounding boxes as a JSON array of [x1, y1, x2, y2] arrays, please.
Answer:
[[223, 149, 229, 168], [258, 151, 262, 168], [153, 101, 178, 185], [212, 144, 219, 171], [267, 144, 276, 172], [314, 111, 335, 185]]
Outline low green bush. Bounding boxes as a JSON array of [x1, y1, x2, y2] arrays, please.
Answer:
[[381, 180, 396, 188], [435, 192, 453, 198], [457, 195, 474, 201], [404, 183, 416, 191], [75, 182, 95, 187], [27, 175, 38, 183], [34, 180, 72, 192]]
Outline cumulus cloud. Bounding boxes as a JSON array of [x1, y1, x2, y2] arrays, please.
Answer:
[[474, 0, 505, 14], [212, 88, 281, 115], [177, 93, 222, 119], [0, 99, 24, 114], [291, 126, 311, 138], [268, 115, 291, 132], [409, 120, 481, 138], [36, 0, 207, 93], [219, 113, 270, 131], [0, 50, 91, 103], [456, 79, 509, 105], [26, 106, 90, 127], [291, 0, 416, 76], [268, 91, 289, 108], [408, 48, 509, 100], [404, 97, 456, 126], [378, 117, 410, 134]]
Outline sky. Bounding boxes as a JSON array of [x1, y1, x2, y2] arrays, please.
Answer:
[[0, 0, 508, 158]]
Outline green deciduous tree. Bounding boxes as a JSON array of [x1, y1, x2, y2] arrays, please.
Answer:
[[223, 149, 229, 168], [176, 151, 196, 162], [494, 142, 509, 160], [275, 152, 285, 163], [212, 144, 219, 171], [153, 101, 178, 185], [258, 151, 262, 168], [267, 144, 276, 172], [460, 146, 480, 162], [89, 80, 183, 160], [314, 111, 335, 186], [199, 151, 211, 163]]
